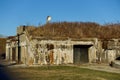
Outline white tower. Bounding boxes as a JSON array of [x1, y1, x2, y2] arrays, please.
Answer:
[[46, 16, 51, 23]]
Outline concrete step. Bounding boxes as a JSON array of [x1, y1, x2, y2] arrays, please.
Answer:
[[111, 60, 120, 69], [0, 60, 17, 67]]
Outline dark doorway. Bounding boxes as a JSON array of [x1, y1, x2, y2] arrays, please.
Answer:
[[73, 45, 92, 64], [12, 47, 16, 61], [18, 46, 21, 63], [8, 48, 10, 60]]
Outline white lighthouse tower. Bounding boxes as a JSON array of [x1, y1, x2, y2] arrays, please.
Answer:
[[46, 16, 52, 24]]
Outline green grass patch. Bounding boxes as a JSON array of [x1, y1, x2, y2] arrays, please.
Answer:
[[8, 66, 120, 80]]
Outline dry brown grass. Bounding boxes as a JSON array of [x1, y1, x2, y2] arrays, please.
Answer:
[[25, 22, 120, 39]]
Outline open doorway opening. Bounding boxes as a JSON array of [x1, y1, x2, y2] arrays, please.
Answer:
[[73, 45, 92, 64], [12, 47, 16, 61]]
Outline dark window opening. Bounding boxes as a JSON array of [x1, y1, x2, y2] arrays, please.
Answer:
[[47, 44, 54, 50]]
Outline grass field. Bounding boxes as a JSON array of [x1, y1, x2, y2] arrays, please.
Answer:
[[7, 66, 120, 80]]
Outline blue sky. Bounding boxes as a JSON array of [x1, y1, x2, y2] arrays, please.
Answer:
[[0, 0, 120, 36]]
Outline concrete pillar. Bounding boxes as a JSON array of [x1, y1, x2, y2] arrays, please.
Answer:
[[89, 46, 97, 63], [6, 47, 9, 60]]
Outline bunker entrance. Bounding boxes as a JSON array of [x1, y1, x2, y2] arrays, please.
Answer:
[[12, 47, 16, 61], [73, 45, 92, 64]]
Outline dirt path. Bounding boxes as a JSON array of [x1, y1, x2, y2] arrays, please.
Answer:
[[79, 64, 120, 74]]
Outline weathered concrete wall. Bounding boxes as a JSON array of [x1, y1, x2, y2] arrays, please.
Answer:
[[101, 39, 120, 63], [19, 33, 33, 64], [6, 43, 10, 60], [34, 40, 74, 65], [89, 46, 97, 63], [102, 49, 120, 63], [105, 50, 116, 63], [27, 39, 98, 65], [6, 34, 99, 65]]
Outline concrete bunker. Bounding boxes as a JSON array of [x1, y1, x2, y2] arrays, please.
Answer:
[[73, 45, 92, 64]]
